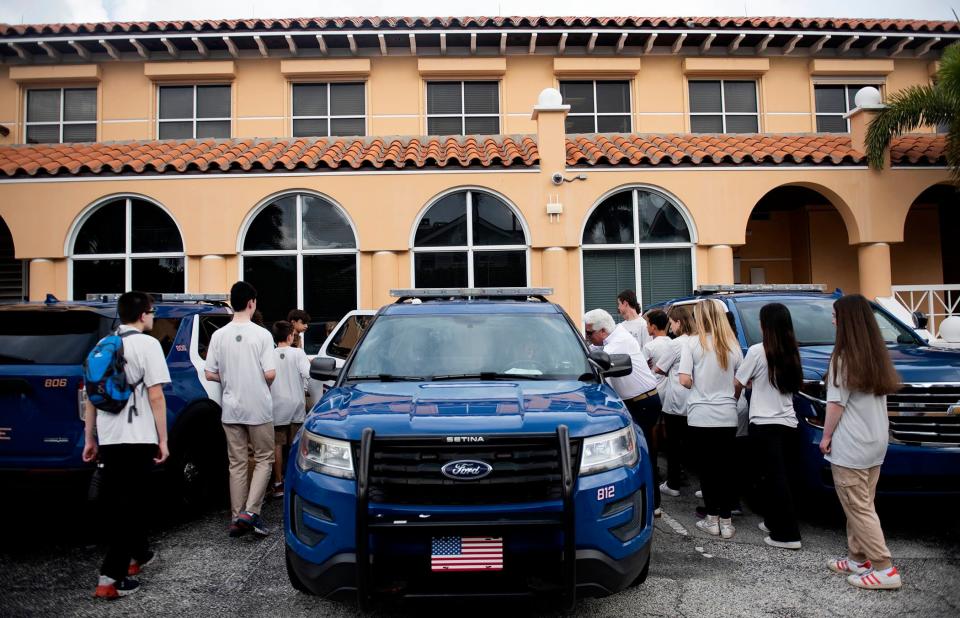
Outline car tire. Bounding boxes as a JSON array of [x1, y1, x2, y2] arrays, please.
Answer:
[[286, 547, 316, 595], [169, 403, 228, 511], [629, 554, 650, 587]]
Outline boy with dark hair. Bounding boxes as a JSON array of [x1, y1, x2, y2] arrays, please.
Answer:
[[83, 291, 171, 600], [269, 320, 311, 498], [287, 309, 311, 349], [205, 281, 277, 537], [617, 289, 651, 348]]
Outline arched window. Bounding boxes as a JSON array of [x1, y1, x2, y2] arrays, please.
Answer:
[[581, 187, 695, 317], [412, 189, 528, 287], [240, 192, 358, 353], [70, 196, 185, 300]]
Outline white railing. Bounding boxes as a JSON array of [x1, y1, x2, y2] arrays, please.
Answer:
[[891, 285, 960, 339]]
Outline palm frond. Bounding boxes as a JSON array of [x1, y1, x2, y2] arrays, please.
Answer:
[[864, 85, 956, 169], [935, 43, 960, 104]]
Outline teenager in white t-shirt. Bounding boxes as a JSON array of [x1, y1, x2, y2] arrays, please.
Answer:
[[679, 300, 743, 539], [821, 295, 902, 590], [655, 305, 696, 497], [617, 289, 651, 348], [735, 303, 804, 550], [205, 281, 277, 539], [83, 292, 171, 600], [269, 320, 311, 498]]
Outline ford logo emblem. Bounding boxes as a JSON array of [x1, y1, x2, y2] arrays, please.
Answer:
[[441, 460, 493, 481]]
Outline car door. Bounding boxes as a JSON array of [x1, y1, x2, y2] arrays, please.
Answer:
[[307, 310, 376, 402]]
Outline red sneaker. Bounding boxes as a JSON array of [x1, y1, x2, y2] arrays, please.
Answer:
[[94, 577, 140, 600]]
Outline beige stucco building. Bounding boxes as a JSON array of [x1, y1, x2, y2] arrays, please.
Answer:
[[0, 16, 956, 348]]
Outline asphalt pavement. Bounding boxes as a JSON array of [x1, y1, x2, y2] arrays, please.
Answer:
[[1, 478, 958, 617]]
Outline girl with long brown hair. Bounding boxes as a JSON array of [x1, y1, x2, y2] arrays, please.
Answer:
[[678, 300, 743, 539], [821, 294, 902, 590], [655, 304, 697, 497], [735, 303, 804, 550]]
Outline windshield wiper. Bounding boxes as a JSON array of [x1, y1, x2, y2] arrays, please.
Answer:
[[430, 372, 545, 381], [346, 374, 425, 382], [0, 353, 36, 364]]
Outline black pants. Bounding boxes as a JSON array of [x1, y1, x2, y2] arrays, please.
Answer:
[[750, 423, 802, 542], [625, 393, 662, 510], [98, 443, 156, 581], [688, 425, 738, 519], [663, 413, 688, 490]]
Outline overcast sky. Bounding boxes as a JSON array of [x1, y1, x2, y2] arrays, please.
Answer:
[[0, 0, 957, 25]]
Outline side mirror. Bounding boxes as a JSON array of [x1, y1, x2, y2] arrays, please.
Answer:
[[604, 353, 633, 378], [912, 310, 928, 330], [588, 350, 611, 370], [310, 357, 339, 381]]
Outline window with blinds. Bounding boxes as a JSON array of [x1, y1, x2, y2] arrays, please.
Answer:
[[426, 81, 499, 135], [158, 85, 231, 139], [814, 84, 882, 133], [559, 80, 631, 134], [292, 83, 366, 137], [688, 80, 759, 133], [25, 88, 96, 144]]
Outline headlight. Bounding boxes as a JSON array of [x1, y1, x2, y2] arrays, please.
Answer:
[[579, 426, 638, 476], [297, 431, 354, 479]]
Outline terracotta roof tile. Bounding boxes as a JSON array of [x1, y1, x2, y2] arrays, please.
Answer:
[[2, 15, 957, 36], [0, 134, 944, 177]]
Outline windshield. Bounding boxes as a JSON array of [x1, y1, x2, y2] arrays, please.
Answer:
[[735, 298, 919, 347], [345, 313, 594, 381], [0, 310, 109, 364]]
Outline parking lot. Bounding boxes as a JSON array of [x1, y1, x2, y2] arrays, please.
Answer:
[[1, 478, 958, 618]]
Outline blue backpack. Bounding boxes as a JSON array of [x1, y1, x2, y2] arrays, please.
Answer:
[[84, 330, 144, 421]]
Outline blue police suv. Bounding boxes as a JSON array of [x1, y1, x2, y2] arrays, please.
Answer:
[[658, 285, 960, 495], [0, 294, 232, 505], [284, 288, 654, 608]]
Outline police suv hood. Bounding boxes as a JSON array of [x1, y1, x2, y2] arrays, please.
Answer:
[[799, 344, 960, 383], [305, 381, 631, 441]]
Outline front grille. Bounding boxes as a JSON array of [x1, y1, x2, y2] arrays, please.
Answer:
[[364, 435, 580, 505], [888, 384, 960, 445]]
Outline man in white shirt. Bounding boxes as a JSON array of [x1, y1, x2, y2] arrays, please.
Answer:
[[584, 308, 663, 512], [83, 291, 171, 600], [205, 281, 277, 538], [617, 289, 651, 348]]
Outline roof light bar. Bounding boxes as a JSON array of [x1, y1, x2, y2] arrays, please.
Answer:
[[85, 293, 229, 302], [389, 287, 553, 298], [696, 284, 827, 293]]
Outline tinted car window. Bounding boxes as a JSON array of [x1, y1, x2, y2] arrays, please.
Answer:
[[734, 298, 918, 347], [327, 315, 374, 360], [0, 310, 109, 364], [149, 317, 181, 356], [346, 313, 593, 380], [198, 315, 231, 360]]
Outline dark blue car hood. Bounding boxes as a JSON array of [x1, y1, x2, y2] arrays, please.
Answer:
[[799, 345, 960, 383], [304, 381, 631, 441]]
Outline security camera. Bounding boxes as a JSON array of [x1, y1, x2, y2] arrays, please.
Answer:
[[551, 172, 565, 185]]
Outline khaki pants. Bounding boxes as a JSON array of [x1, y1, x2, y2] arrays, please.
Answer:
[[831, 464, 893, 570], [223, 422, 275, 519]]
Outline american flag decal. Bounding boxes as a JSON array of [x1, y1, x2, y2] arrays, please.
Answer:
[[431, 536, 504, 572]]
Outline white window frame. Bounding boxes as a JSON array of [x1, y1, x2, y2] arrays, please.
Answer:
[[425, 81, 501, 136], [24, 87, 97, 144], [813, 80, 884, 133], [559, 79, 633, 134], [291, 82, 367, 137], [579, 186, 698, 317], [410, 188, 530, 287], [238, 191, 361, 315], [157, 84, 232, 140], [67, 196, 187, 300], [688, 79, 760, 133]]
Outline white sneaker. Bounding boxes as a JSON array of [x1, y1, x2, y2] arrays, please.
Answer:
[[659, 481, 681, 497], [758, 521, 770, 533], [694, 489, 703, 499], [654, 507, 663, 517], [719, 517, 735, 539], [847, 567, 902, 590], [696, 515, 720, 536], [764, 536, 801, 550], [828, 557, 872, 575]]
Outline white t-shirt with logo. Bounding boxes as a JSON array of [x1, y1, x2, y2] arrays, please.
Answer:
[[679, 335, 743, 428], [643, 335, 673, 396], [270, 346, 311, 426], [825, 366, 889, 469], [205, 321, 276, 425], [735, 343, 798, 429], [96, 325, 171, 446], [619, 317, 651, 348]]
